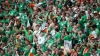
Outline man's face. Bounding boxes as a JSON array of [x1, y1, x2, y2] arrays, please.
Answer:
[[36, 25, 39, 30], [86, 44, 90, 48], [37, 50, 41, 55], [25, 41, 29, 45], [66, 13, 69, 17], [70, 22, 73, 26], [28, 45, 32, 49]]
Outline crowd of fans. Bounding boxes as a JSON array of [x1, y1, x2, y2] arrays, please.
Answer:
[[0, 0, 100, 56]]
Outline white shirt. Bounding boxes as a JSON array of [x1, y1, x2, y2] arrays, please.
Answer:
[[38, 36, 45, 44], [64, 40, 72, 53], [64, 40, 72, 48], [92, 30, 97, 38], [50, 29, 55, 37]]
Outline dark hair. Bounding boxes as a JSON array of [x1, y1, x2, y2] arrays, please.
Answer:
[[55, 27, 59, 32]]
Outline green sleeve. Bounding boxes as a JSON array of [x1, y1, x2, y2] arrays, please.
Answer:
[[28, 35, 33, 42], [23, 29, 29, 38]]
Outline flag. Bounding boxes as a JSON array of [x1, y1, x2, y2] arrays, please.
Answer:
[[41, 21, 46, 30], [29, 3, 35, 8], [83, 48, 89, 55], [42, 27, 48, 33], [29, 1, 46, 8], [35, 3, 42, 7], [29, 3, 42, 8], [29, 48, 34, 56]]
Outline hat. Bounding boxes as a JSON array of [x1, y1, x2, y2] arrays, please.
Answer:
[[89, 34, 94, 39], [93, 11, 99, 14], [16, 35, 20, 39]]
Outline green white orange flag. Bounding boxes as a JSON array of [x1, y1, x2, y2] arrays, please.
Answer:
[[29, 48, 34, 56]]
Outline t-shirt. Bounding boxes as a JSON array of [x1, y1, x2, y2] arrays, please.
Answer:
[[38, 36, 45, 44], [64, 35, 71, 41], [1, 19, 9, 23], [91, 30, 97, 38], [58, 4, 62, 9], [47, 39, 54, 45], [50, 29, 55, 37], [28, 34, 33, 42], [54, 32, 61, 39], [41, 44, 48, 52]]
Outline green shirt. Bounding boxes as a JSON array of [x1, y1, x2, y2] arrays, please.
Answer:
[[9, 9, 18, 16], [58, 4, 62, 9], [24, 29, 29, 38], [54, 32, 61, 39], [47, 39, 54, 45], [64, 35, 71, 41], [28, 34, 33, 42], [41, 44, 48, 52], [1, 19, 9, 23], [57, 16, 62, 23], [59, 21, 66, 31], [96, 6, 100, 12]]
